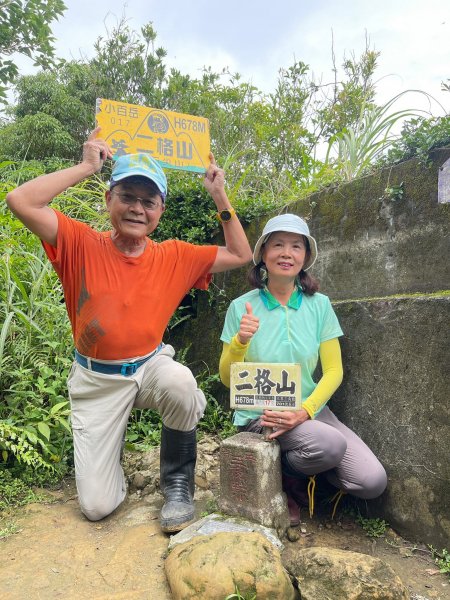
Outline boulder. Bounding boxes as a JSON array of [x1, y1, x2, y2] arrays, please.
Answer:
[[285, 546, 409, 600], [165, 531, 296, 600]]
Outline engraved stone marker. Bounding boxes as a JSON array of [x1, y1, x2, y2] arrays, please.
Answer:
[[219, 432, 289, 533]]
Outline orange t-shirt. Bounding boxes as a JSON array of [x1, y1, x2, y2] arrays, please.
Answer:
[[42, 210, 218, 360]]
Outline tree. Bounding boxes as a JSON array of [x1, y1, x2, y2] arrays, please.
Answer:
[[317, 41, 379, 139], [0, 66, 95, 160], [89, 20, 167, 107], [1, 17, 395, 195], [0, 0, 66, 101]]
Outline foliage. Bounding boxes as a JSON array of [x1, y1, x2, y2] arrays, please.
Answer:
[[0, 468, 47, 511], [380, 181, 404, 203], [379, 115, 450, 166], [428, 546, 450, 577], [325, 92, 427, 180], [0, 112, 77, 160], [0, 516, 20, 539], [0, 178, 73, 474], [0, 0, 66, 101], [199, 497, 218, 517], [317, 42, 379, 139], [197, 377, 237, 439], [126, 410, 161, 450], [1, 18, 383, 201], [225, 587, 257, 600], [90, 21, 167, 108], [0, 467, 53, 540], [356, 515, 388, 537], [0, 156, 73, 184], [153, 170, 219, 243]]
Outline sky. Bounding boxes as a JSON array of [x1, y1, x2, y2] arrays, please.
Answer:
[[11, 0, 450, 116]]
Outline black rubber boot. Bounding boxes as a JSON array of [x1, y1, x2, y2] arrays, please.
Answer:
[[159, 425, 196, 533]]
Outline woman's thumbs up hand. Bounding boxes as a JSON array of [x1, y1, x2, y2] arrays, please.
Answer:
[[238, 302, 260, 344]]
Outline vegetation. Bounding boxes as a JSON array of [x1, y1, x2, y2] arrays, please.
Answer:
[[356, 515, 388, 538], [225, 588, 257, 600], [429, 546, 450, 577], [0, 468, 49, 512], [0, 15, 449, 495], [0, 0, 67, 101]]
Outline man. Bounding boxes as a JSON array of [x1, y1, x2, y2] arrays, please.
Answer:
[[6, 128, 252, 532]]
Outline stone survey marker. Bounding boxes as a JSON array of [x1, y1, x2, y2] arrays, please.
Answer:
[[230, 362, 301, 411], [219, 432, 289, 532]]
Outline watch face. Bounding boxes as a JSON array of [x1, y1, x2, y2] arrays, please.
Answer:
[[220, 209, 232, 222]]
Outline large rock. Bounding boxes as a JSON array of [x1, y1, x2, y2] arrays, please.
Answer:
[[165, 531, 296, 600], [285, 546, 409, 600]]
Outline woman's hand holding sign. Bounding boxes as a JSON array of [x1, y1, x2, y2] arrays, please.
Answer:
[[261, 407, 310, 440], [238, 302, 259, 344]]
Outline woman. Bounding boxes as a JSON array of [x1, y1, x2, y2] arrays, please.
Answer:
[[219, 214, 387, 526]]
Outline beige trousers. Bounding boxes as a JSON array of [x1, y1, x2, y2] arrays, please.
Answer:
[[67, 345, 206, 521]]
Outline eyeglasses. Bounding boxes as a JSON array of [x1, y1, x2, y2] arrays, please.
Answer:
[[112, 190, 162, 211]]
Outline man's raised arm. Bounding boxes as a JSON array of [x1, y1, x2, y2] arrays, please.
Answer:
[[6, 129, 111, 246], [203, 154, 252, 273]]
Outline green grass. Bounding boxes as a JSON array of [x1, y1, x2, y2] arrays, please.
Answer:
[[356, 515, 388, 538], [224, 587, 257, 600], [0, 517, 21, 539], [429, 546, 450, 578]]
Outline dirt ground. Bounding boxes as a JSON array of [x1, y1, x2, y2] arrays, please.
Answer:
[[1, 477, 449, 600]]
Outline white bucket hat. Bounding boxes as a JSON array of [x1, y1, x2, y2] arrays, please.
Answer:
[[253, 213, 318, 271]]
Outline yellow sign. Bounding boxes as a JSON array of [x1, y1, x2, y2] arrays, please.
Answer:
[[230, 363, 302, 411], [95, 98, 211, 173]]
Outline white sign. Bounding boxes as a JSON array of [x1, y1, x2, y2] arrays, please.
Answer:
[[438, 157, 450, 204], [230, 362, 302, 411]]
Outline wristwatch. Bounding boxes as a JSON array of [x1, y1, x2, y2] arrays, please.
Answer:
[[216, 208, 236, 223]]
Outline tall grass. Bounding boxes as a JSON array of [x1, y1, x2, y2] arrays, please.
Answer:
[[325, 92, 431, 180], [1, 200, 73, 472]]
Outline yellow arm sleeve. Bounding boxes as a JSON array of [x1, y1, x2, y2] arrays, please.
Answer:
[[302, 337, 343, 419], [219, 335, 249, 388]]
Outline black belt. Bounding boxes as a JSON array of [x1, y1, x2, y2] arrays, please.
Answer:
[[74, 344, 163, 376]]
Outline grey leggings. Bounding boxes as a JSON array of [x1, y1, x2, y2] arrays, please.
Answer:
[[243, 406, 387, 499]]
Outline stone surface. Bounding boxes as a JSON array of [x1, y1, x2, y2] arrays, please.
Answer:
[[165, 531, 297, 600], [2, 437, 449, 599], [332, 295, 450, 547], [218, 432, 290, 534], [168, 513, 283, 550], [285, 546, 409, 600]]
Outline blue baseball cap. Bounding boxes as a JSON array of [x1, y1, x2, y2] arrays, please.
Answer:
[[110, 154, 167, 200]]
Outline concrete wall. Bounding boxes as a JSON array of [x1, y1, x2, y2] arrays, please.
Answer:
[[166, 148, 450, 547], [333, 296, 449, 548]]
